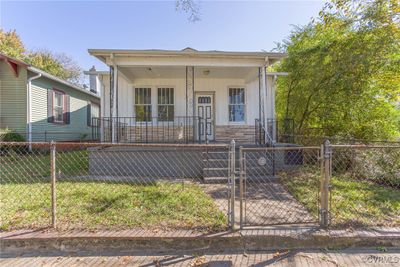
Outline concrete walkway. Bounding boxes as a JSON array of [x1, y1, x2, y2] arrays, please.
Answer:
[[1, 248, 399, 266], [202, 180, 316, 226]]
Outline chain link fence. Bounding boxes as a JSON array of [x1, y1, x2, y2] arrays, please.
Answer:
[[0, 141, 232, 232], [1, 139, 399, 232], [239, 146, 321, 227], [329, 144, 400, 228]]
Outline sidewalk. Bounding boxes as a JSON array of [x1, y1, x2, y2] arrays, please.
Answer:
[[1, 248, 400, 266], [1, 226, 399, 255]]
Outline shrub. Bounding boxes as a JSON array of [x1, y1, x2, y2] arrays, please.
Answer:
[[352, 149, 400, 188], [0, 130, 27, 155], [1, 131, 25, 142]]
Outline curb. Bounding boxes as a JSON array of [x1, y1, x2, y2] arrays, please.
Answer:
[[2, 228, 399, 254]]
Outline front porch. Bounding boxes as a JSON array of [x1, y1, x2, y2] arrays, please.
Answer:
[[87, 48, 289, 145]]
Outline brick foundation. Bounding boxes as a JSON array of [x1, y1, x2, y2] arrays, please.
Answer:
[[215, 125, 255, 143]]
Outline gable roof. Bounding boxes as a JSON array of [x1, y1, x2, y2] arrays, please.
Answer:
[[0, 53, 99, 99]]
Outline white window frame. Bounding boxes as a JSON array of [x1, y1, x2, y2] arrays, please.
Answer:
[[134, 87, 152, 122], [53, 90, 65, 124], [228, 87, 246, 124], [157, 87, 175, 122]]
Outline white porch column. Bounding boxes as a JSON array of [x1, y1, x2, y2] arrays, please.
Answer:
[[260, 66, 267, 128], [100, 75, 105, 142], [186, 66, 195, 142], [186, 66, 194, 117], [111, 66, 118, 143], [270, 75, 277, 142]]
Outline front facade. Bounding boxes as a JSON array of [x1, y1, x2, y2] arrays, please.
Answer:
[[0, 54, 100, 142], [88, 48, 287, 144]]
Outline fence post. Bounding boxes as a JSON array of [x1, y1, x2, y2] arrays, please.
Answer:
[[230, 140, 236, 230], [50, 141, 57, 228], [320, 139, 332, 228], [239, 146, 244, 229]]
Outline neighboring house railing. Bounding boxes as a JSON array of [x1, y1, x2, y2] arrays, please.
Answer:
[[92, 116, 202, 143]]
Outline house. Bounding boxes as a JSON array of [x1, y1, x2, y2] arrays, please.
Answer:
[[87, 48, 288, 145], [0, 53, 100, 142]]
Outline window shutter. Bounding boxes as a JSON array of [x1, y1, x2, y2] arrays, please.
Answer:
[[87, 102, 92, 126], [64, 95, 70, 124], [47, 89, 54, 123]]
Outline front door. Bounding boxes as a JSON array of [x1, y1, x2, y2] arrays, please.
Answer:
[[196, 94, 214, 141]]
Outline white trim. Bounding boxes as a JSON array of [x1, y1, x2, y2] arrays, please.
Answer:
[[227, 86, 247, 125], [194, 91, 215, 141], [26, 73, 41, 147], [133, 86, 153, 123], [88, 48, 286, 59], [28, 66, 100, 99], [156, 86, 176, 123]]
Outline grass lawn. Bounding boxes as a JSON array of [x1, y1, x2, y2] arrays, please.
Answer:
[[280, 168, 400, 228], [0, 181, 226, 232], [1, 150, 226, 232], [0, 149, 89, 183]]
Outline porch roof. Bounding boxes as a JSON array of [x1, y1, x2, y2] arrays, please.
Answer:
[[88, 47, 286, 67]]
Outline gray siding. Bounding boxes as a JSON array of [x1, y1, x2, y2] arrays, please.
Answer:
[[0, 60, 28, 137], [30, 73, 100, 141]]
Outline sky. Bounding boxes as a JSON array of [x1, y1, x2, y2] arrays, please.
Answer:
[[0, 0, 326, 71]]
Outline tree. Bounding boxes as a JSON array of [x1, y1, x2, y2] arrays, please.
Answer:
[[176, 0, 200, 22], [275, 0, 400, 140], [0, 29, 25, 59], [27, 49, 82, 84], [0, 29, 82, 85]]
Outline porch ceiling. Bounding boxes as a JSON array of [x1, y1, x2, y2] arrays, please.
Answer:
[[119, 66, 258, 81]]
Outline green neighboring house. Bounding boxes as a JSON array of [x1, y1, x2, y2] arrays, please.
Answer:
[[0, 53, 100, 142]]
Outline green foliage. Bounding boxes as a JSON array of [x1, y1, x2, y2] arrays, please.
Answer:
[[275, 0, 400, 140], [0, 29, 25, 58], [0, 130, 25, 142], [0, 29, 82, 85]]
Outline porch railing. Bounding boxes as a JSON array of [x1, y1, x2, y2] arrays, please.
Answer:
[[92, 116, 202, 143], [255, 118, 295, 146], [267, 118, 295, 143]]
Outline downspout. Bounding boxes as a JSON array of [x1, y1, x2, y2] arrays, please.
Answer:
[[27, 72, 42, 148]]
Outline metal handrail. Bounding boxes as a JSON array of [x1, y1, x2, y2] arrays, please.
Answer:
[[255, 119, 274, 146]]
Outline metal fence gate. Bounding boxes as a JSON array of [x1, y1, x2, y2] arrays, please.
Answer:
[[238, 146, 321, 227]]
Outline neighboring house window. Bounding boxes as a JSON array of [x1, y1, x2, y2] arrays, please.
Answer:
[[87, 102, 100, 126], [228, 88, 245, 122], [135, 88, 152, 122], [54, 91, 64, 123], [47, 89, 70, 124], [158, 87, 174, 121]]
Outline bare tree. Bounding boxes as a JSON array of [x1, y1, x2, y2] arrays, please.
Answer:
[[176, 0, 201, 22]]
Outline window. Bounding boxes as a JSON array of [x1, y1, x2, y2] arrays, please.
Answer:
[[158, 87, 174, 121], [53, 91, 64, 123], [88, 102, 100, 126], [228, 88, 245, 122], [198, 96, 211, 103], [135, 88, 152, 122]]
